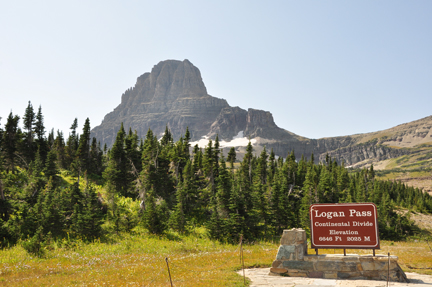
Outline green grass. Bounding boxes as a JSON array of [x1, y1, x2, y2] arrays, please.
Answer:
[[1, 228, 432, 286], [0, 227, 274, 286]]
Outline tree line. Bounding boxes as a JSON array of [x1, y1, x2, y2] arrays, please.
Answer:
[[0, 102, 431, 253]]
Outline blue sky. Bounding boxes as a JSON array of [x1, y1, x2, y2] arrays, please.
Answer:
[[1, 1, 431, 139]]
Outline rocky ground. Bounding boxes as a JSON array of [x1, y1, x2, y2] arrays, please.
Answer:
[[239, 268, 432, 286], [396, 209, 432, 232]]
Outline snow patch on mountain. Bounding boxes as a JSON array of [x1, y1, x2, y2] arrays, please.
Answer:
[[190, 131, 256, 148]]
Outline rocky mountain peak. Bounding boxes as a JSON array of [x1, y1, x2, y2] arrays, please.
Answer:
[[91, 59, 229, 147]]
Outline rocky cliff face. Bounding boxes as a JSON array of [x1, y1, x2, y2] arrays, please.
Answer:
[[92, 59, 431, 167], [317, 142, 412, 166], [91, 60, 229, 146], [208, 107, 248, 140], [208, 107, 295, 141]]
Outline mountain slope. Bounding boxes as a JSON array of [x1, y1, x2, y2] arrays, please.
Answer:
[[91, 59, 432, 173]]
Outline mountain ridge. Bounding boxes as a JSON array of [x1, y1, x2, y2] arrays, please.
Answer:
[[91, 59, 432, 168]]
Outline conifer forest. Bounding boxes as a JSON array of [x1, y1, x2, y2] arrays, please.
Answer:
[[1, 103, 432, 255]]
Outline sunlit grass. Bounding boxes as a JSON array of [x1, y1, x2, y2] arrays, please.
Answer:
[[1, 229, 431, 286], [310, 240, 432, 276], [0, 228, 273, 286]]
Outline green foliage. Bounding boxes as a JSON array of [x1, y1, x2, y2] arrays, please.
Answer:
[[22, 101, 36, 164], [21, 226, 46, 257], [142, 190, 169, 234], [70, 184, 104, 239], [1, 106, 431, 250], [2, 112, 21, 172]]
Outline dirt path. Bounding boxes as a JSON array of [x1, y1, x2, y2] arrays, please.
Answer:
[[239, 268, 432, 286]]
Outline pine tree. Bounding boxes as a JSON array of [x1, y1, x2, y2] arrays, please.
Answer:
[[22, 101, 36, 163], [47, 128, 55, 148], [0, 152, 5, 206], [216, 156, 232, 216], [192, 144, 203, 174], [268, 148, 276, 184], [283, 150, 297, 187], [160, 125, 173, 147], [203, 139, 215, 194], [44, 149, 59, 182], [140, 128, 175, 206], [226, 181, 245, 243], [70, 183, 103, 239], [235, 141, 258, 240], [143, 189, 168, 234], [317, 167, 332, 203], [125, 129, 142, 177], [53, 131, 67, 169], [2, 112, 20, 172], [169, 191, 186, 233], [183, 127, 191, 158], [299, 166, 317, 230], [140, 129, 158, 207], [207, 202, 225, 241], [89, 138, 103, 175], [227, 147, 236, 170], [257, 147, 268, 185], [355, 172, 366, 203], [0, 153, 11, 245], [169, 160, 200, 232], [34, 106, 48, 162], [39, 178, 65, 238], [213, 135, 220, 179], [65, 118, 79, 168], [269, 170, 292, 235], [76, 118, 91, 179], [26, 147, 47, 202], [296, 154, 307, 188], [103, 123, 131, 197]]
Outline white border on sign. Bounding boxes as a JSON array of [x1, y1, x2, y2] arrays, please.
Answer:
[[310, 203, 379, 248]]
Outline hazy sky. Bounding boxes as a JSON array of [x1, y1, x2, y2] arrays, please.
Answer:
[[1, 1, 431, 139]]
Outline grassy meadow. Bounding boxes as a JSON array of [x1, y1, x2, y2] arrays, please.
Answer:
[[1, 228, 432, 286]]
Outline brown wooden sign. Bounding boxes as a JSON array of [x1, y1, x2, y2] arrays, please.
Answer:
[[309, 203, 380, 249]]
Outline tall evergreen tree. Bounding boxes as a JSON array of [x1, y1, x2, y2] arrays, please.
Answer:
[[203, 139, 215, 194], [227, 147, 236, 170], [44, 149, 59, 182], [65, 118, 79, 168], [170, 160, 199, 232], [103, 123, 130, 197], [53, 130, 67, 169], [143, 189, 168, 234], [70, 183, 103, 239], [34, 106, 48, 162], [89, 138, 103, 176], [125, 128, 142, 177], [0, 152, 10, 243], [299, 166, 318, 230], [2, 112, 20, 172], [76, 118, 91, 180], [140, 128, 175, 206], [23, 101, 36, 163]]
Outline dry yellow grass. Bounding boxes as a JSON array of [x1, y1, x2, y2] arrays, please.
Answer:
[[316, 241, 432, 276], [0, 229, 275, 286], [0, 231, 431, 286]]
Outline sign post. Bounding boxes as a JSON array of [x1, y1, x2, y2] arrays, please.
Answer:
[[309, 203, 380, 253]]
